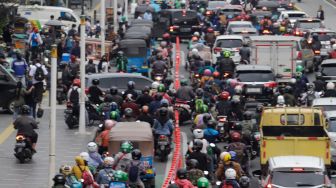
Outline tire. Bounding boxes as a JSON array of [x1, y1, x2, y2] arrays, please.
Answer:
[[7, 99, 15, 114]]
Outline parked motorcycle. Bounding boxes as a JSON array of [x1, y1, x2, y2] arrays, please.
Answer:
[[14, 135, 34, 163]]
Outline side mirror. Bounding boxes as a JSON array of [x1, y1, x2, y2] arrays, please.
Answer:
[[223, 145, 228, 150], [252, 170, 262, 178]]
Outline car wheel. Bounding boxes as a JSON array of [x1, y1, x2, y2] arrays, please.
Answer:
[[7, 99, 15, 114]]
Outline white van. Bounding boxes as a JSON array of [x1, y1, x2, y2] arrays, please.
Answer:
[[17, 5, 80, 30]]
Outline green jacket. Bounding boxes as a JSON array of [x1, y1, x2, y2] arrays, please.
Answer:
[[116, 56, 128, 71]]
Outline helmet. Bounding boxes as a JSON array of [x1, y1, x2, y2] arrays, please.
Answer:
[[312, 33, 318, 40], [160, 99, 169, 107], [159, 107, 168, 117], [73, 78, 81, 86], [158, 84, 166, 92], [242, 41, 249, 47], [243, 111, 252, 120], [127, 81, 135, 90], [124, 108, 133, 117], [193, 31, 200, 37], [53, 174, 66, 185], [219, 91, 230, 100], [104, 157, 114, 167], [120, 142, 132, 153], [155, 93, 163, 101], [213, 71, 220, 78], [284, 85, 292, 93], [283, 14, 289, 19], [60, 165, 72, 176], [110, 102, 118, 111], [327, 82, 335, 90], [197, 177, 209, 188], [231, 132, 241, 142], [308, 83, 315, 91], [196, 88, 204, 97], [296, 65, 304, 72], [277, 95, 285, 105], [193, 129, 204, 139], [160, 41, 167, 47], [207, 120, 217, 128], [110, 111, 119, 120], [177, 168, 188, 179], [180, 79, 188, 86], [333, 44, 336, 50], [191, 48, 199, 55], [290, 78, 296, 84], [296, 72, 302, 78], [143, 86, 150, 94], [118, 51, 124, 56], [163, 33, 170, 39], [114, 170, 128, 182], [79, 152, 90, 161], [104, 94, 113, 103], [203, 69, 212, 76], [201, 105, 209, 113], [92, 79, 99, 85], [230, 79, 238, 88], [202, 113, 211, 124], [234, 85, 243, 94], [193, 139, 203, 151], [110, 86, 118, 95], [20, 105, 31, 115], [228, 151, 237, 161], [87, 142, 98, 153], [186, 159, 199, 169], [220, 151, 231, 162], [151, 81, 160, 89], [104, 119, 116, 130], [240, 176, 250, 187], [131, 149, 142, 160], [207, 27, 214, 33], [225, 168, 237, 180], [223, 50, 231, 58]]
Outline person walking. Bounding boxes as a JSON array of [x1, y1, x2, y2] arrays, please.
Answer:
[[317, 5, 324, 21]]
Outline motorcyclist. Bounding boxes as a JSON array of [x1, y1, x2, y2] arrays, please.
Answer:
[[116, 51, 128, 72], [52, 174, 67, 188], [120, 108, 137, 122], [311, 33, 322, 52], [151, 53, 168, 80], [190, 54, 205, 75], [227, 132, 249, 175], [239, 41, 250, 64], [216, 91, 232, 117], [329, 44, 336, 58], [14, 105, 38, 152], [97, 94, 114, 120], [200, 69, 214, 88], [87, 142, 104, 170], [187, 139, 208, 171], [127, 149, 145, 188], [283, 85, 296, 106], [203, 120, 219, 143], [88, 79, 104, 104], [314, 74, 325, 92], [96, 157, 115, 186], [110, 86, 123, 107], [220, 168, 241, 188], [196, 177, 210, 188], [176, 79, 195, 102], [293, 67, 309, 98], [188, 129, 209, 154], [113, 141, 133, 171], [229, 97, 244, 121], [59, 165, 81, 187], [137, 105, 154, 127], [96, 120, 116, 154], [186, 159, 204, 186], [324, 82, 336, 97], [259, 15, 272, 32], [194, 106, 211, 129], [194, 88, 205, 113], [157, 84, 172, 105], [123, 81, 138, 100], [240, 111, 255, 144], [216, 152, 243, 180], [204, 27, 216, 48], [67, 78, 84, 117], [136, 86, 153, 107], [217, 50, 235, 79], [175, 168, 194, 188], [280, 14, 291, 30], [121, 94, 140, 117], [153, 107, 174, 148]]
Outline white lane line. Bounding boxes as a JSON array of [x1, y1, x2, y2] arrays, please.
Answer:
[[181, 131, 188, 162]]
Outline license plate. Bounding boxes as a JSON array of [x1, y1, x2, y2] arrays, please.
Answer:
[[146, 169, 153, 174], [160, 145, 165, 150], [246, 88, 261, 93], [158, 141, 168, 145], [180, 28, 191, 32], [16, 142, 26, 147], [65, 109, 73, 113]]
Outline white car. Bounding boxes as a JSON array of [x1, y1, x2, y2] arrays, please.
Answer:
[[212, 35, 244, 65], [277, 10, 308, 27]]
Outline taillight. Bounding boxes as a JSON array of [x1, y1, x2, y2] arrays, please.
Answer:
[[169, 25, 179, 32], [297, 51, 302, 60], [16, 135, 25, 141], [85, 88, 89, 95], [206, 10, 212, 16], [314, 50, 321, 54], [264, 81, 277, 88], [262, 30, 271, 34], [294, 30, 303, 36], [214, 47, 222, 54]]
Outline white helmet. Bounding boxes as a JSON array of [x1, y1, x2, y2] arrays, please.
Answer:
[[103, 157, 114, 167], [225, 168, 237, 180], [283, 14, 289, 19], [191, 48, 199, 55], [87, 142, 98, 153], [193, 129, 204, 139], [219, 151, 230, 161], [160, 41, 167, 47], [79, 152, 90, 161], [327, 82, 335, 90], [290, 78, 296, 84], [333, 44, 336, 50], [151, 81, 160, 89], [277, 95, 285, 105], [234, 85, 243, 94], [193, 31, 200, 37]]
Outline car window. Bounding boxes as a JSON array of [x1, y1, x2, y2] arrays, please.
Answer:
[[314, 105, 336, 111], [236, 71, 274, 82], [297, 20, 322, 29], [328, 118, 336, 132], [280, 114, 304, 125], [60, 12, 76, 22], [123, 47, 147, 57], [321, 64, 336, 76], [98, 77, 152, 90], [313, 32, 336, 41], [288, 13, 307, 18], [271, 171, 324, 187], [216, 39, 242, 48]]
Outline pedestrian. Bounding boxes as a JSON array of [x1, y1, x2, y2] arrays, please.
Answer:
[[11, 52, 28, 86], [98, 55, 109, 73], [28, 59, 48, 108], [317, 5, 324, 21], [13, 81, 34, 120], [28, 27, 43, 61], [70, 41, 80, 58]]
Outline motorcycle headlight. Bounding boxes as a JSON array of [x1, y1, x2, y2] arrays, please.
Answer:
[[155, 76, 162, 81], [44, 57, 49, 62]]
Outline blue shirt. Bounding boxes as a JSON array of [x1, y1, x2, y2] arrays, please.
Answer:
[[96, 167, 114, 184], [12, 59, 27, 76], [153, 119, 174, 135]]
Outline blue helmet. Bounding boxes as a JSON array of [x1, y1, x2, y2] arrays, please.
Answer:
[[229, 151, 237, 161]]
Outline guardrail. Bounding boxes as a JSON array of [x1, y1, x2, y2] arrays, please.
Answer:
[[162, 36, 183, 188]]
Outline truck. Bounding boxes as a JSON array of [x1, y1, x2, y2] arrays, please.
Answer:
[[249, 36, 302, 83], [259, 107, 331, 174]]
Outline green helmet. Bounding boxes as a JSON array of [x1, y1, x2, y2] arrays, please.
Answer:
[[180, 79, 188, 86], [158, 84, 166, 92], [201, 104, 208, 113], [223, 50, 231, 58], [199, 8, 205, 13], [296, 65, 304, 72], [110, 111, 119, 120], [197, 177, 209, 188], [114, 170, 128, 182], [120, 142, 132, 153]]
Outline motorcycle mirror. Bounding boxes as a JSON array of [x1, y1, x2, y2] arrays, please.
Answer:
[[223, 145, 228, 150], [210, 143, 215, 147]]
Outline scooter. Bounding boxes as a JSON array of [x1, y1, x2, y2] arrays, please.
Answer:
[[64, 102, 79, 129], [156, 135, 171, 162], [14, 135, 34, 163]]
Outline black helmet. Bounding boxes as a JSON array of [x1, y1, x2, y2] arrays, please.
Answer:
[[312, 33, 319, 40], [284, 85, 292, 93], [243, 111, 252, 120], [202, 113, 211, 124], [124, 108, 133, 117], [207, 120, 217, 128], [131, 149, 142, 160], [127, 81, 135, 90], [155, 93, 163, 101], [196, 88, 204, 97], [92, 79, 100, 85], [177, 168, 188, 179], [159, 107, 168, 117], [53, 174, 66, 185], [20, 105, 31, 115], [110, 86, 118, 95], [104, 94, 113, 103], [193, 139, 203, 151], [143, 86, 150, 94], [186, 159, 199, 169]]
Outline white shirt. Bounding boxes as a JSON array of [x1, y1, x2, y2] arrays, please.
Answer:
[[29, 63, 48, 84], [67, 86, 88, 103]]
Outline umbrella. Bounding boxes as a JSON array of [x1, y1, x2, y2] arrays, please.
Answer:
[[45, 20, 66, 27]]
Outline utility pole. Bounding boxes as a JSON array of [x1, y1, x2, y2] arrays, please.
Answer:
[[79, 15, 86, 134], [100, 0, 105, 56], [125, 0, 128, 22], [113, 0, 118, 33], [48, 44, 57, 187]]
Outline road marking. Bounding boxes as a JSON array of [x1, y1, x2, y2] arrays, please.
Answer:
[[324, 0, 336, 9], [0, 124, 15, 145]]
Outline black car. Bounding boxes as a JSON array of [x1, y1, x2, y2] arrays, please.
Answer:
[[317, 59, 336, 83], [0, 65, 17, 113]]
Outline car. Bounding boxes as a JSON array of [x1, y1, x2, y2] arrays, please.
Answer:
[[293, 18, 324, 36], [277, 10, 308, 27], [0, 64, 17, 113], [212, 35, 244, 65], [85, 73, 153, 93], [307, 28, 336, 59], [225, 21, 254, 34], [254, 156, 333, 188], [216, 4, 243, 21], [228, 27, 258, 41], [317, 59, 336, 83], [261, 0, 294, 10], [206, 1, 228, 15], [235, 65, 276, 102], [323, 110, 336, 163]]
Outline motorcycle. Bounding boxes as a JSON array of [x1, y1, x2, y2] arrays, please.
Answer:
[[174, 99, 193, 126], [250, 131, 260, 159], [156, 135, 171, 162], [216, 116, 228, 142], [14, 135, 34, 163], [57, 83, 68, 105], [313, 49, 322, 70], [64, 102, 79, 129]]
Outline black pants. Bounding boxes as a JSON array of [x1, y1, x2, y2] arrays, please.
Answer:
[[33, 82, 44, 104], [31, 46, 39, 61]]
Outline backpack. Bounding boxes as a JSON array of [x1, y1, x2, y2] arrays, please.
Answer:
[[34, 65, 45, 81], [128, 161, 140, 182], [101, 103, 112, 119], [69, 88, 79, 104], [79, 166, 94, 186], [68, 64, 78, 78], [221, 181, 234, 188]]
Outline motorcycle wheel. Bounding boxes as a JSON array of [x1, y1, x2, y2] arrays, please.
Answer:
[[160, 151, 167, 162]]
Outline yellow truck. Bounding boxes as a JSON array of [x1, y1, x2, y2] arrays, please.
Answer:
[[259, 107, 331, 174]]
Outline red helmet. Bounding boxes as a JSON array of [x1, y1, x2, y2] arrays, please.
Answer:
[[213, 71, 220, 78], [163, 33, 170, 39], [204, 69, 212, 76], [219, 91, 230, 100], [191, 36, 198, 42], [231, 131, 241, 142], [73, 78, 81, 86], [207, 27, 214, 33]]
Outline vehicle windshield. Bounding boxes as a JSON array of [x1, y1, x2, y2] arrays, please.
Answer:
[[230, 24, 253, 29], [321, 64, 336, 76], [123, 47, 147, 57], [271, 171, 324, 187], [297, 20, 322, 29], [216, 39, 242, 48], [328, 118, 336, 132], [313, 32, 336, 41], [220, 9, 242, 15], [171, 12, 198, 25], [314, 105, 336, 111], [236, 71, 274, 82]]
